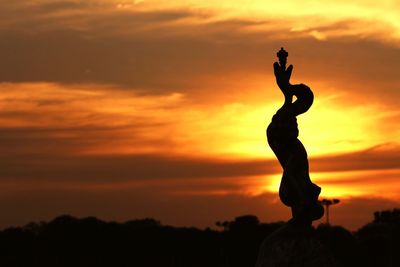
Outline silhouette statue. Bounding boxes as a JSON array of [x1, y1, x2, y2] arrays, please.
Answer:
[[256, 48, 337, 267], [267, 48, 324, 225]]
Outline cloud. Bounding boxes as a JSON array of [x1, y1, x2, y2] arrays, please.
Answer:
[[0, 82, 397, 180], [311, 144, 400, 172], [0, 0, 398, 108], [0, 153, 277, 182], [0, 83, 398, 184], [0, 140, 398, 183]]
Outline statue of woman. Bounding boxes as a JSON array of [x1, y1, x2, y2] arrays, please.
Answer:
[[267, 48, 324, 225]]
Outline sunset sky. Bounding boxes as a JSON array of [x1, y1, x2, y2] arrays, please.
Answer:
[[0, 0, 399, 230]]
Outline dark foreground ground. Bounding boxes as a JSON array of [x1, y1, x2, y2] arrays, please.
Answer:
[[0, 209, 399, 267]]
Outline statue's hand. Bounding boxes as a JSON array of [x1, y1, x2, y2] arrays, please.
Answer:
[[273, 62, 293, 96]]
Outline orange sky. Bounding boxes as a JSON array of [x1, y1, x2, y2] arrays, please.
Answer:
[[0, 0, 399, 230]]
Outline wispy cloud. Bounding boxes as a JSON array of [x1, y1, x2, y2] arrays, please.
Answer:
[[0, 1, 398, 104]]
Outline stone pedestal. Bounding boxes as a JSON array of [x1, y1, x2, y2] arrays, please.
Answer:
[[256, 221, 337, 267]]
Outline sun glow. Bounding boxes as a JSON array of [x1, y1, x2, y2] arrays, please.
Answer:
[[255, 169, 400, 200], [1, 81, 396, 160]]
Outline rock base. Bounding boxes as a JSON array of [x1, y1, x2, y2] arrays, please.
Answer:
[[256, 221, 338, 267]]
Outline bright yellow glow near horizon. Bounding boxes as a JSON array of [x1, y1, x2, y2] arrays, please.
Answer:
[[258, 169, 400, 200], [1, 82, 397, 160]]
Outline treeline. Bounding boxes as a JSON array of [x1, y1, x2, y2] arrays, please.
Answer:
[[0, 209, 399, 267]]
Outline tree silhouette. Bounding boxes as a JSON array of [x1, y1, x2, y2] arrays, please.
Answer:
[[0, 211, 398, 267]]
